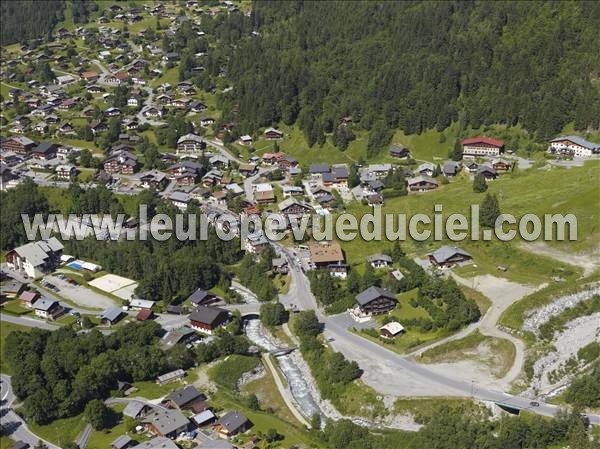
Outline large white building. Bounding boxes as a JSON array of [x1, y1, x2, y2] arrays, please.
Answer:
[[5, 237, 64, 279], [462, 137, 505, 158], [548, 135, 600, 158]]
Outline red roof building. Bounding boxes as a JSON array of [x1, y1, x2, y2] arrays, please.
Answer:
[[462, 137, 505, 158], [136, 309, 153, 321]]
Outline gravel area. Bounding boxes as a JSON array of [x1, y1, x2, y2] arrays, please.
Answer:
[[523, 286, 600, 336]]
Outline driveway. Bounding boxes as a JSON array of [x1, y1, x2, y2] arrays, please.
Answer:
[[43, 275, 118, 310]]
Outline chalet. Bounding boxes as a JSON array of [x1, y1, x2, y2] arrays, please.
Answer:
[[318, 192, 337, 208], [162, 385, 206, 411], [271, 257, 289, 274], [19, 290, 40, 308], [81, 71, 99, 82], [55, 74, 76, 85], [1, 281, 25, 301], [462, 137, 504, 158], [209, 154, 229, 168], [87, 85, 105, 94], [127, 97, 139, 107], [279, 155, 298, 170], [380, 321, 405, 339], [32, 142, 57, 160], [278, 198, 312, 220], [163, 52, 180, 61], [139, 170, 168, 189], [157, 369, 185, 386], [429, 246, 472, 268], [390, 144, 410, 159], [442, 160, 460, 177], [366, 193, 384, 206], [282, 185, 304, 198], [130, 299, 155, 310], [136, 309, 153, 321], [168, 161, 204, 178], [408, 176, 438, 192], [2, 136, 35, 155], [465, 161, 479, 173], [548, 135, 600, 158], [55, 164, 76, 180], [309, 163, 330, 177], [143, 106, 167, 118], [213, 411, 251, 438], [364, 163, 392, 180], [169, 191, 191, 210], [100, 307, 125, 325], [58, 122, 76, 136], [191, 410, 216, 428], [262, 153, 285, 166], [239, 134, 253, 145], [104, 152, 139, 174], [172, 98, 192, 109], [245, 233, 269, 255], [189, 288, 220, 307], [143, 409, 189, 438], [365, 179, 384, 193], [355, 286, 397, 316], [123, 400, 150, 419], [105, 107, 121, 117], [200, 117, 215, 127], [90, 120, 108, 135], [238, 163, 258, 177], [5, 237, 64, 279], [189, 306, 230, 334], [33, 298, 63, 320], [176, 171, 199, 186], [202, 169, 223, 187], [367, 253, 392, 269], [477, 165, 497, 180], [309, 241, 347, 278], [177, 133, 205, 154], [162, 326, 197, 347], [491, 158, 512, 172], [263, 127, 283, 140], [332, 165, 349, 185], [417, 162, 435, 177]]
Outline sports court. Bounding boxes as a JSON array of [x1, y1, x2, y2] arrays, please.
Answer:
[[90, 274, 138, 300]]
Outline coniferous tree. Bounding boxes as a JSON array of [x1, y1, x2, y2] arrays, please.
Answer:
[[480, 193, 501, 228], [473, 173, 488, 193]]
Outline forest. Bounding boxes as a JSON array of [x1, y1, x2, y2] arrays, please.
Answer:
[[3, 322, 195, 425], [0, 0, 65, 46], [214, 1, 600, 149]]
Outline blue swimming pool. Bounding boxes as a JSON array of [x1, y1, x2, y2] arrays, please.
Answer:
[[67, 262, 82, 270]]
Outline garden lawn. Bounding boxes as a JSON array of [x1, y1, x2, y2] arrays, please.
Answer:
[[27, 413, 86, 447]]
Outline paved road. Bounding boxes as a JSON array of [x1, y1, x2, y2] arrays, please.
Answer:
[[137, 87, 167, 126], [75, 423, 92, 449], [0, 374, 61, 449], [0, 313, 60, 330], [275, 246, 600, 425]]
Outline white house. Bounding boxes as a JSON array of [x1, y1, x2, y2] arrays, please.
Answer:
[[548, 135, 600, 158], [5, 238, 64, 279]]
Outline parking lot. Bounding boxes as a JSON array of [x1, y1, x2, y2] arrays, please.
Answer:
[[42, 274, 119, 310]]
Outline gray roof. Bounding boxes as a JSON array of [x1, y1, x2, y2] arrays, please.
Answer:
[[216, 411, 249, 433], [417, 162, 435, 173], [271, 257, 287, 267], [13, 237, 63, 266], [100, 307, 123, 322], [163, 385, 205, 407], [177, 133, 203, 144], [170, 191, 191, 203], [550, 135, 600, 150], [189, 288, 214, 305], [33, 297, 59, 311], [367, 254, 392, 263], [123, 400, 147, 418], [130, 437, 179, 449], [192, 409, 216, 425], [431, 246, 471, 264], [199, 440, 233, 449], [408, 176, 438, 186], [143, 409, 189, 436], [355, 286, 396, 306], [189, 306, 229, 325], [332, 166, 349, 178], [309, 163, 330, 174], [442, 160, 460, 174], [111, 435, 132, 449]]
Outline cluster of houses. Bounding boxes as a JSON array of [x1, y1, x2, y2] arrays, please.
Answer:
[[108, 382, 252, 447]]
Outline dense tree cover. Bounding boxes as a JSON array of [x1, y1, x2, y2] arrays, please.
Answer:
[[293, 311, 360, 400], [307, 270, 355, 314], [473, 173, 488, 193], [318, 405, 597, 449], [214, 1, 600, 144], [195, 331, 251, 363], [565, 361, 600, 408], [480, 193, 501, 227], [260, 302, 288, 327], [0, 179, 49, 250], [0, 1, 65, 45], [3, 322, 195, 425], [84, 399, 116, 431], [237, 248, 278, 301], [415, 277, 480, 331]]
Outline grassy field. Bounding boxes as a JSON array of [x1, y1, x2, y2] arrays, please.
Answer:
[[418, 330, 516, 378], [393, 397, 483, 420], [27, 413, 87, 447], [0, 322, 31, 374], [241, 360, 301, 426], [337, 160, 600, 284], [1, 300, 32, 316], [86, 404, 148, 449]]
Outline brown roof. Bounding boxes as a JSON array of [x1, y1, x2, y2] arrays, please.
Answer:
[[309, 241, 344, 264], [136, 309, 153, 321], [19, 290, 39, 302], [81, 71, 98, 79], [255, 190, 275, 202]]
